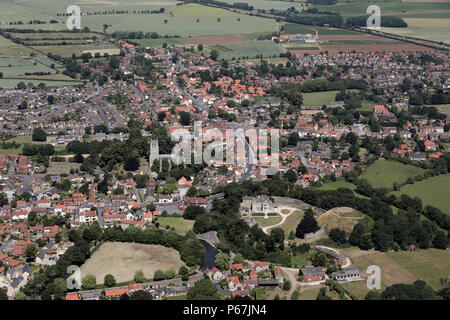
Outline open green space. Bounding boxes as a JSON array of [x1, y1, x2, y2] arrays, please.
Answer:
[[253, 214, 283, 228], [302, 90, 339, 106], [0, 78, 82, 89], [359, 160, 425, 189], [279, 210, 304, 236], [210, 40, 283, 60], [172, 3, 242, 18], [156, 217, 195, 233], [129, 38, 186, 47], [393, 174, 450, 214]]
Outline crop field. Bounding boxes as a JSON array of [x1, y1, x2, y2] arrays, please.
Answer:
[[382, 18, 450, 43], [359, 160, 425, 189], [80, 242, 185, 283], [315, 1, 450, 17], [7, 32, 104, 40], [0, 1, 51, 23], [2, 2, 277, 36], [301, 90, 339, 106], [209, 40, 283, 60], [157, 217, 195, 233], [393, 174, 450, 213]]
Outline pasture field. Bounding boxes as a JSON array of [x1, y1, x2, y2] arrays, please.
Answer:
[[80, 242, 185, 283], [0, 78, 82, 89], [316, 179, 357, 191], [315, 179, 371, 200], [172, 4, 242, 18], [301, 90, 339, 106], [210, 40, 283, 60], [156, 217, 195, 233], [31, 44, 120, 57], [393, 174, 450, 213], [130, 38, 186, 47], [0, 35, 36, 56], [0, 55, 57, 77], [341, 247, 450, 290], [359, 160, 425, 189]]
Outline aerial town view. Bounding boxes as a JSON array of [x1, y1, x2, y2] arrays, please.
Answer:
[[0, 0, 449, 308]]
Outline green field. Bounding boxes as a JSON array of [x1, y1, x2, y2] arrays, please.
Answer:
[[220, 0, 305, 10], [360, 160, 425, 189], [32, 44, 120, 58], [0, 55, 57, 77], [393, 174, 450, 213], [343, 246, 450, 291], [1, 2, 277, 36], [0, 135, 42, 155], [0, 35, 36, 56], [279, 210, 304, 236], [130, 38, 186, 47], [316, 1, 450, 17], [210, 40, 283, 60], [381, 17, 450, 44], [253, 215, 283, 227], [172, 4, 242, 18], [0, 78, 82, 89], [302, 90, 339, 106], [156, 217, 195, 233]]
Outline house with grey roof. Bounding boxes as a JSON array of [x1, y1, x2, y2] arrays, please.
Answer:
[[331, 266, 361, 282]]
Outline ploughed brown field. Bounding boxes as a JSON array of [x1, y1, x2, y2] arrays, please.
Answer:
[[180, 35, 249, 45], [80, 242, 185, 283]]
